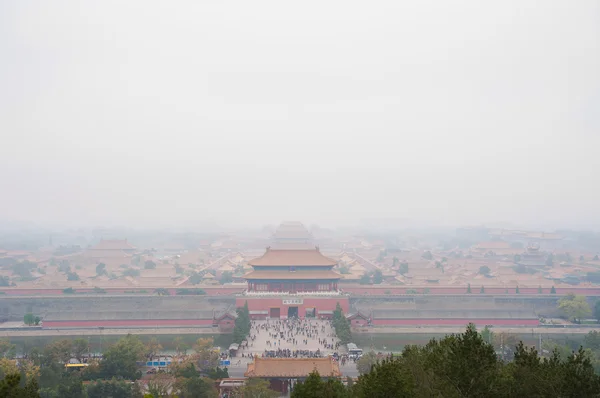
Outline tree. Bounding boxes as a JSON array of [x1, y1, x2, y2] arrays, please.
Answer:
[[580, 255, 585, 263], [372, 269, 383, 284], [145, 337, 163, 360], [176, 376, 218, 398], [551, 285, 556, 294], [479, 265, 490, 275], [546, 253, 554, 267], [399, 262, 408, 275], [332, 303, 352, 345], [66, 271, 79, 281], [594, 255, 599, 261], [24, 313, 36, 326], [233, 301, 250, 344], [144, 260, 157, 269], [480, 285, 485, 293], [237, 378, 278, 398], [584, 330, 600, 350], [86, 379, 142, 398], [96, 334, 145, 380], [291, 371, 349, 398], [421, 251, 433, 260], [0, 340, 16, 359], [95, 263, 106, 276], [356, 351, 378, 375], [220, 271, 233, 284], [559, 294, 591, 323], [359, 273, 371, 285], [174, 336, 189, 356], [0, 276, 10, 287], [339, 266, 350, 274], [71, 338, 88, 362], [147, 373, 174, 398], [467, 283, 471, 293], [0, 373, 40, 398], [44, 339, 73, 364], [594, 300, 600, 323], [516, 285, 520, 294], [62, 287, 75, 294]]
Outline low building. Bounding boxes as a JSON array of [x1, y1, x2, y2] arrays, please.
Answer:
[[245, 357, 341, 394]]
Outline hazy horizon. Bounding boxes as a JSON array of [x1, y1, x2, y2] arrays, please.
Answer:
[[2, 1, 599, 230]]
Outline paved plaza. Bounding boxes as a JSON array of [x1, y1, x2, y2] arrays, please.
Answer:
[[237, 319, 341, 358]]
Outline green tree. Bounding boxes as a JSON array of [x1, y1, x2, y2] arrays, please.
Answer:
[[594, 300, 600, 323], [177, 376, 218, 398], [71, 338, 88, 362], [356, 351, 378, 375], [233, 302, 250, 344], [238, 378, 278, 398], [467, 283, 471, 293], [24, 313, 36, 326], [144, 260, 157, 269], [95, 334, 145, 380], [332, 303, 352, 345], [479, 265, 490, 275], [372, 269, 383, 284], [95, 263, 106, 276], [480, 285, 485, 293], [66, 271, 79, 281], [359, 273, 371, 285], [399, 262, 408, 275], [0, 373, 40, 398], [0, 340, 16, 359], [546, 253, 554, 267], [516, 285, 520, 294], [220, 271, 233, 284], [559, 294, 591, 323], [421, 251, 433, 260], [86, 379, 142, 398], [291, 371, 349, 398], [551, 285, 556, 294]]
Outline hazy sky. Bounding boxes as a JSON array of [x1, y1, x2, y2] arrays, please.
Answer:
[[1, 1, 599, 229]]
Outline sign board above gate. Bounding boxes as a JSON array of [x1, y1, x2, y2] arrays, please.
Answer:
[[282, 298, 303, 305]]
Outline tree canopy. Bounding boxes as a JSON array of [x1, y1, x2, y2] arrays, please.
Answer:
[[295, 324, 600, 397], [559, 294, 592, 323]]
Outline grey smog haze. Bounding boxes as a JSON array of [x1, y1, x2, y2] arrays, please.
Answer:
[[1, 1, 599, 229]]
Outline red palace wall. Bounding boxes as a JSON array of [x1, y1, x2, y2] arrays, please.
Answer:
[[371, 319, 539, 326], [236, 296, 350, 319], [343, 286, 600, 296], [42, 319, 214, 329]]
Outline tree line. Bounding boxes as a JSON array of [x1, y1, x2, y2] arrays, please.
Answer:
[[292, 324, 600, 397]]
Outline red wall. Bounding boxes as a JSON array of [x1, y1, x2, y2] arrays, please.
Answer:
[[343, 286, 600, 295], [371, 318, 539, 326], [42, 319, 214, 328], [236, 297, 350, 317]]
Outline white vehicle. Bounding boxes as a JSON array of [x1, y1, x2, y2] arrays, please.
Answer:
[[347, 343, 363, 359]]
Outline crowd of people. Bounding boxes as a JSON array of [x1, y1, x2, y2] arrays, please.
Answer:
[[236, 318, 345, 360]]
